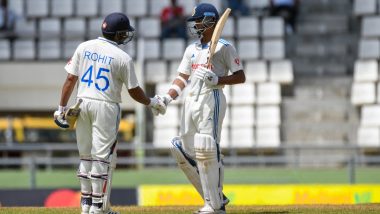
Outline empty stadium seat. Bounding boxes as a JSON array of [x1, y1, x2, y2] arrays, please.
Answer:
[[357, 126, 380, 147], [353, 0, 377, 16], [360, 105, 380, 126], [230, 127, 254, 148], [257, 82, 281, 105], [26, 0, 48, 17], [9, 0, 24, 16], [246, 0, 270, 12], [38, 40, 61, 60], [178, 0, 196, 15], [125, 0, 148, 17], [256, 127, 281, 147], [138, 18, 161, 38], [351, 82, 376, 105], [88, 18, 104, 39], [256, 105, 281, 127], [237, 17, 259, 38], [149, 0, 170, 16], [75, 0, 98, 17], [63, 18, 86, 39], [100, 0, 123, 16], [231, 105, 255, 127], [361, 16, 380, 38], [231, 82, 255, 104], [358, 39, 380, 59], [15, 19, 37, 38], [39, 18, 61, 38], [245, 61, 268, 83], [153, 105, 180, 127], [145, 60, 168, 83], [63, 40, 84, 59], [237, 39, 259, 60], [269, 60, 294, 84], [0, 40, 10, 60], [13, 40, 35, 60], [262, 39, 285, 60], [51, 0, 74, 17], [163, 39, 185, 60], [153, 127, 178, 148], [143, 39, 160, 59], [353, 60, 378, 82], [261, 17, 285, 38], [221, 18, 235, 38]]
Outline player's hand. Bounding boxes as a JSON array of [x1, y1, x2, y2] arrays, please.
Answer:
[[54, 106, 70, 129], [155, 94, 173, 106], [194, 66, 218, 86], [149, 97, 166, 116]]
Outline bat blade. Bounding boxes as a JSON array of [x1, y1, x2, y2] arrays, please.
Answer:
[[65, 98, 83, 128], [195, 8, 231, 102]]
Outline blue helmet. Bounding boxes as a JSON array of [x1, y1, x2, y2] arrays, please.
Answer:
[[187, 3, 219, 38], [188, 3, 219, 22], [102, 12, 135, 45]]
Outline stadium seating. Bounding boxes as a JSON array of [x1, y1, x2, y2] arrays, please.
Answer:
[[2, 0, 295, 150]]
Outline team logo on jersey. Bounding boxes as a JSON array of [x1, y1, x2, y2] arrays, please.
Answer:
[[102, 22, 107, 29], [234, 58, 241, 66]]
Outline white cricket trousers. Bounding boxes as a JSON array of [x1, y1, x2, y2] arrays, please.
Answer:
[[180, 89, 227, 158], [76, 98, 121, 160]]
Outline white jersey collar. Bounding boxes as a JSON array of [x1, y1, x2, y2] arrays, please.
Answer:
[[98, 37, 119, 46]]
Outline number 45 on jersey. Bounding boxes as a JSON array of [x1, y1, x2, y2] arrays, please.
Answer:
[[81, 65, 110, 91]]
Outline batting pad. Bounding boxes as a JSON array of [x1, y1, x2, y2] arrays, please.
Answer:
[[77, 158, 92, 198], [90, 160, 109, 204], [170, 137, 204, 198], [194, 133, 223, 210]]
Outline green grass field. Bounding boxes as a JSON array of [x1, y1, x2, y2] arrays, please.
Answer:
[[0, 166, 379, 188], [1, 204, 380, 214]]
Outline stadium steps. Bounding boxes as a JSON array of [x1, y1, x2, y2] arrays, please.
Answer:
[[287, 0, 356, 76]]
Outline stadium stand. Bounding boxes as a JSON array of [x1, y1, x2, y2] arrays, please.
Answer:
[[0, 0, 295, 154]]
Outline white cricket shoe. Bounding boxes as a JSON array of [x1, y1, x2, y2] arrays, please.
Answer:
[[193, 204, 226, 214], [89, 204, 119, 214]]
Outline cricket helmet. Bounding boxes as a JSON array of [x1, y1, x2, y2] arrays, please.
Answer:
[[102, 12, 135, 45]]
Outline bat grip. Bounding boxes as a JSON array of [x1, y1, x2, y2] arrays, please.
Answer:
[[195, 80, 204, 102]]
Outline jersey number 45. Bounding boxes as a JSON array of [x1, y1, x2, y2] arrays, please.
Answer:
[[81, 65, 110, 91]]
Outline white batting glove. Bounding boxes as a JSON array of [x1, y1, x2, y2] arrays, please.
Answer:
[[155, 94, 173, 106], [149, 97, 166, 116], [54, 106, 69, 129], [194, 66, 218, 86]]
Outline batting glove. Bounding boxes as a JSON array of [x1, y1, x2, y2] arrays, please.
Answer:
[[149, 97, 167, 116], [155, 94, 173, 106], [54, 106, 70, 129], [194, 66, 218, 86]]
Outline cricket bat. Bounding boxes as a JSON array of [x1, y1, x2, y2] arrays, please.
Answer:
[[65, 98, 83, 128], [195, 8, 231, 102], [54, 99, 83, 129]]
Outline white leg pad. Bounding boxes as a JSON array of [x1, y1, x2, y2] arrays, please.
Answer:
[[194, 133, 223, 210], [170, 137, 204, 198], [90, 159, 109, 205], [77, 157, 92, 213]]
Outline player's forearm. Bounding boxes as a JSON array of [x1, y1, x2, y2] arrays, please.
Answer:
[[60, 74, 78, 106], [217, 70, 245, 85], [167, 73, 189, 99], [128, 86, 151, 105]]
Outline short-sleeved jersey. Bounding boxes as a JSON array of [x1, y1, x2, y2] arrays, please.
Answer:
[[65, 37, 139, 103], [177, 39, 243, 94]]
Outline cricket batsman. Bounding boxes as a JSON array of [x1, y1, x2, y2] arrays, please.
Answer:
[[54, 12, 165, 214], [155, 3, 246, 214]]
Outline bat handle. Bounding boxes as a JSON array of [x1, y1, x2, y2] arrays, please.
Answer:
[[75, 98, 83, 108], [195, 81, 204, 102]]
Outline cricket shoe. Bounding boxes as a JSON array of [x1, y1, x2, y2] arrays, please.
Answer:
[[193, 204, 226, 214], [193, 195, 229, 214], [89, 203, 119, 214], [81, 197, 91, 214]]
